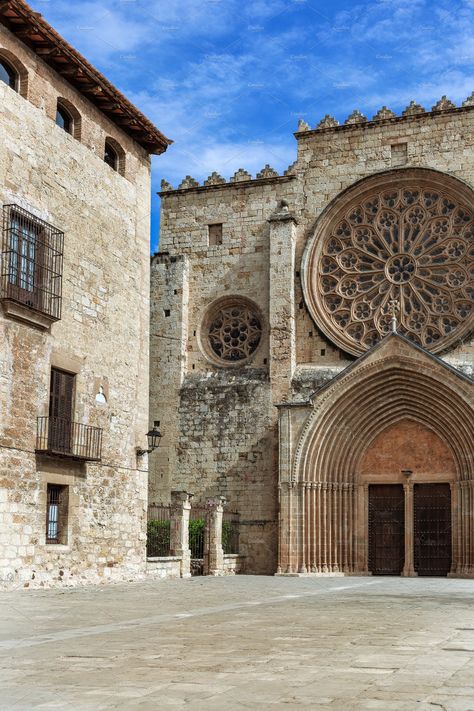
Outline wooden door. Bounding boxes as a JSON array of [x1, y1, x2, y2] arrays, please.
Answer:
[[414, 484, 451, 576], [48, 368, 74, 453], [368, 485, 405, 575]]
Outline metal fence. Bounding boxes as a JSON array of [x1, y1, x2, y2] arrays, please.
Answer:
[[147, 504, 171, 557], [189, 506, 206, 575], [223, 511, 240, 554]]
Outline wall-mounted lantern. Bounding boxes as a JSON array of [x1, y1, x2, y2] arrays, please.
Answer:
[[136, 421, 162, 457]]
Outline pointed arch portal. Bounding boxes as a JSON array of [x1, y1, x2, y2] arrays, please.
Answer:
[[277, 336, 474, 577]]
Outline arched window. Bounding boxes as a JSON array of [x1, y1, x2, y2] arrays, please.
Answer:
[[104, 140, 118, 170], [55, 98, 81, 140], [56, 103, 72, 134], [0, 57, 17, 90], [104, 137, 125, 176], [0, 50, 28, 98]]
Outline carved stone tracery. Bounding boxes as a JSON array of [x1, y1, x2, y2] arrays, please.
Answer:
[[304, 173, 474, 355], [204, 298, 262, 364]]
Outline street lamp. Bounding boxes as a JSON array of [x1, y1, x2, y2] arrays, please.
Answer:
[[136, 421, 162, 457]]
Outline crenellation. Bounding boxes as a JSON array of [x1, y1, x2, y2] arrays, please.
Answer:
[[345, 109, 368, 125]]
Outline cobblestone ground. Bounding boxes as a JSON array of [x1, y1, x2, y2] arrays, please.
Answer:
[[0, 576, 474, 710]]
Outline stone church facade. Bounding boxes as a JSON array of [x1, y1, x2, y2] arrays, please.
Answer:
[[0, 0, 170, 588], [151, 98, 474, 577]]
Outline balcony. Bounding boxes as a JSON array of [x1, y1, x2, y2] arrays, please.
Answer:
[[36, 416, 103, 462]]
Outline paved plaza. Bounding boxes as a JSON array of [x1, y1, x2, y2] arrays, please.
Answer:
[[1, 576, 474, 710]]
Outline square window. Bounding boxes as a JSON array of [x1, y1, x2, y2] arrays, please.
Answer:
[[208, 223, 223, 246], [46, 484, 69, 544]]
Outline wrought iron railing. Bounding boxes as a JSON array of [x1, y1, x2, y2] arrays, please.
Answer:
[[147, 504, 171, 557], [189, 506, 206, 575], [1, 204, 64, 321], [223, 511, 240, 554], [36, 416, 102, 461]]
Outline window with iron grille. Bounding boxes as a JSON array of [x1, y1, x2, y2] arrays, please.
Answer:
[[1, 204, 64, 321], [46, 484, 69, 544]]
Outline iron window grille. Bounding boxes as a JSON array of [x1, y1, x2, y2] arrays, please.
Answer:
[[46, 484, 68, 544], [1, 204, 64, 321]]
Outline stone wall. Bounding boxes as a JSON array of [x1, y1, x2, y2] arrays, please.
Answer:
[[0, 25, 152, 589], [150, 98, 474, 574]]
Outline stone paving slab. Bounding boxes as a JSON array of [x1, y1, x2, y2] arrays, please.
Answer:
[[0, 576, 473, 709]]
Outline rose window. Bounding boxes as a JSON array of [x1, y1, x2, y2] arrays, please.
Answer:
[[304, 179, 474, 355], [205, 298, 262, 363]]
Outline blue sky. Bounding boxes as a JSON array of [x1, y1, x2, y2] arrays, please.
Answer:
[[36, 0, 474, 252]]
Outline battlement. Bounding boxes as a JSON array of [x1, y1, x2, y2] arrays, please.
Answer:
[[159, 165, 296, 196], [159, 93, 474, 197], [295, 93, 474, 136]]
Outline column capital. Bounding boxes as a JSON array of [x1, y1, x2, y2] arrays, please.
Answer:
[[206, 496, 226, 512], [171, 490, 194, 507], [268, 200, 298, 224]]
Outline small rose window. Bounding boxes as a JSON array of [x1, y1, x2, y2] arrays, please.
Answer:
[[204, 298, 263, 364]]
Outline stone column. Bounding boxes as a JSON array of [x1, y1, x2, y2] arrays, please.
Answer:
[[268, 201, 298, 406], [449, 481, 460, 576], [149, 254, 189, 503], [356, 483, 369, 573], [170, 490, 193, 578], [402, 481, 417, 576], [204, 497, 226, 576], [269, 203, 298, 575]]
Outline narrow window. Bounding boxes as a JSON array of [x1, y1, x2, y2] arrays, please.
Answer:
[[46, 484, 69, 544], [56, 103, 73, 134], [104, 139, 118, 171], [208, 223, 223, 246], [1, 204, 64, 321], [48, 368, 75, 454], [0, 58, 17, 90]]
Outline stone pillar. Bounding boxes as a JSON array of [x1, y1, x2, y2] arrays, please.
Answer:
[[149, 254, 189, 503], [356, 483, 369, 573], [268, 201, 298, 406], [204, 497, 226, 576], [269, 203, 298, 575], [170, 490, 193, 578], [449, 481, 460, 576], [402, 482, 417, 577]]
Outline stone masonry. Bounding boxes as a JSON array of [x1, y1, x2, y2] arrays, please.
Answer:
[[150, 96, 474, 576], [0, 1, 170, 588]]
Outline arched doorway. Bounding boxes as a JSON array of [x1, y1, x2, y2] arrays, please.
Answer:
[[277, 335, 474, 578]]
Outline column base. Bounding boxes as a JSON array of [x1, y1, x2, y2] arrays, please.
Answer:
[[401, 568, 418, 577]]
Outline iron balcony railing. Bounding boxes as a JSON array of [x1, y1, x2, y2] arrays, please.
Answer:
[[36, 416, 102, 462]]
